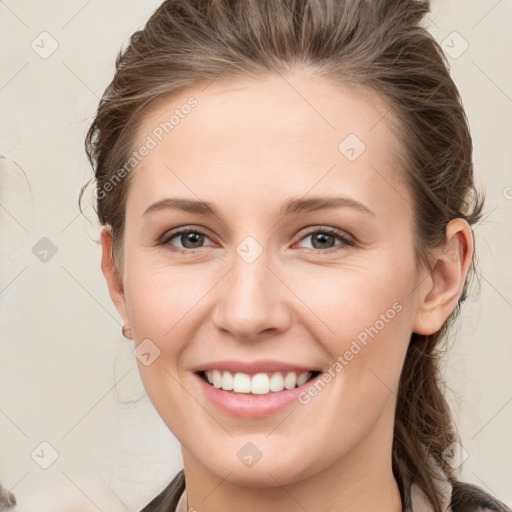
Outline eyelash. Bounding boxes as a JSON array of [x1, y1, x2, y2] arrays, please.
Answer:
[[159, 226, 356, 254]]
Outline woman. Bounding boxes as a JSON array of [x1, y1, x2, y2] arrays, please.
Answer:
[[83, 0, 511, 510]]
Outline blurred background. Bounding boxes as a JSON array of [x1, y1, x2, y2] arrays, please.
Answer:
[[0, 0, 511, 510]]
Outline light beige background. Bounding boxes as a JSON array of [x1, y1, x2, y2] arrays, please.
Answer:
[[0, 0, 511, 510]]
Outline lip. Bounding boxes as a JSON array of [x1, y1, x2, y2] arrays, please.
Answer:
[[193, 369, 323, 418], [193, 359, 321, 375]]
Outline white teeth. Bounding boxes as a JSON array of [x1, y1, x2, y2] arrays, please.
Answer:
[[221, 370, 233, 390], [202, 370, 314, 394], [284, 372, 297, 389], [296, 372, 310, 386], [269, 372, 284, 392], [250, 373, 270, 395], [232, 372, 251, 393], [212, 369, 222, 388]]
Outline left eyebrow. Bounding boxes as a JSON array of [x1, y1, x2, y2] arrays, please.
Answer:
[[280, 196, 375, 217]]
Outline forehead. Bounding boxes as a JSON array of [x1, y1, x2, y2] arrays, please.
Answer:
[[127, 70, 409, 218]]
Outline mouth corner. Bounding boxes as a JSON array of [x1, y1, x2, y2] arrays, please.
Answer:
[[196, 370, 208, 382], [308, 370, 322, 382]]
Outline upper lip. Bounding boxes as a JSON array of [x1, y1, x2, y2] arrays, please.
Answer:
[[193, 359, 321, 375]]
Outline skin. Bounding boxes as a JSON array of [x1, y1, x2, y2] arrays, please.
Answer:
[[100, 69, 473, 512]]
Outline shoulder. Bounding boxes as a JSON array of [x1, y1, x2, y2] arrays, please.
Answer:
[[139, 473, 512, 512], [451, 482, 511, 512], [138, 470, 186, 512]]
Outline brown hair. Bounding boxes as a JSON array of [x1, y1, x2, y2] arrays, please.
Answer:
[[82, 0, 485, 509]]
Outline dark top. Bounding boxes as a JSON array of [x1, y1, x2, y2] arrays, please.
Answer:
[[139, 469, 511, 512]]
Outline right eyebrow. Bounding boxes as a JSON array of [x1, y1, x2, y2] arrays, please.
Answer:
[[143, 198, 218, 216]]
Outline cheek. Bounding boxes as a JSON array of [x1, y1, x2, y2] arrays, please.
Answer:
[[123, 255, 214, 340], [289, 258, 416, 397], [292, 258, 414, 345]]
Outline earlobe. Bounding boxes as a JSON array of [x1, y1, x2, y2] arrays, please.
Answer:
[[100, 225, 129, 324], [412, 219, 473, 335]]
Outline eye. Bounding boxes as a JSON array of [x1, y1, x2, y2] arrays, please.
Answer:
[[160, 226, 355, 254], [161, 227, 215, 252], [294, 227, 355, 253]]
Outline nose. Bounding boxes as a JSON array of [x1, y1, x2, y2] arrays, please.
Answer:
[[212, 249, 292, 341]]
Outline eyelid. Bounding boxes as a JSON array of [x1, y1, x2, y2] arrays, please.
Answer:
[[294, 225, 355, 243], [292, 226, 356, 252], [160, 225, 216, 249], [160, 225, 356, 253]]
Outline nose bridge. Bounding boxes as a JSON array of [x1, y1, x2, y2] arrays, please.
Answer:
[[212, 242, 289, 339]]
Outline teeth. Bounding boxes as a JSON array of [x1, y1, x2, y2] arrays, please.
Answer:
[[233, 372, 251, 393], [269, 372, 284, 392], [250, 373, 269, 395], [221, 370, 233, 390], [212, 369, 222, 388], [203, 370, 313, 394], [296, 371, 310, 386]]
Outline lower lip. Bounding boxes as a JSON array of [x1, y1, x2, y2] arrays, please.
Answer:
[[194, 372, 321, 418]]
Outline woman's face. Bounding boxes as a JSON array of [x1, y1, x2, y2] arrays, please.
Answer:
[[103, 70, 441, 487]]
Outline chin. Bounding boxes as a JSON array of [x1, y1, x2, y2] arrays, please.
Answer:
[[197, 446, 316, 488]]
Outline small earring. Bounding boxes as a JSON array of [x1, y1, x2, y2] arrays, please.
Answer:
[[121, 325, 133, 339]]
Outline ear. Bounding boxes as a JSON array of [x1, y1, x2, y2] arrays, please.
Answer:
[[100, 225, 129, 325], [412, 218, 474, 335]]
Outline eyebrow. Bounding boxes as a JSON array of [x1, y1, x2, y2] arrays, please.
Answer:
[[143, 196, 375, 218]]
